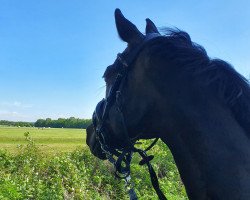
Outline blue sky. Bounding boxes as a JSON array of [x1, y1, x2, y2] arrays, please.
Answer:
[[0, 0, 249, 122]]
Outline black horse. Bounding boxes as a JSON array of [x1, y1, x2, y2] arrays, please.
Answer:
[[87, 9, 250, 200]]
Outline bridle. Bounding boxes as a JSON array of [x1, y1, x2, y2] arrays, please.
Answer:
[[92, 34, 167, 200]]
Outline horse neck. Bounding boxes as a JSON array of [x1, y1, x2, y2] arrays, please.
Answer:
[[159, 97, 250, 200]]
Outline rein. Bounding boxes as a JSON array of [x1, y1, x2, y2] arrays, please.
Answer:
[[93, 34, 167, 200]]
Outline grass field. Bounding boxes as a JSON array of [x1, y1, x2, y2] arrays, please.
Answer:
[[0, 126, 188, 199], [0, 126, 85, 154]]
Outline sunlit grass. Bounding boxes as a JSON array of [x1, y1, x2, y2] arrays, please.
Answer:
[[0, 126, 85, 154], [0, 126, 188, 199]]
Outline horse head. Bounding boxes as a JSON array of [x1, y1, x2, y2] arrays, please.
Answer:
[[86, 9, 163, 159]]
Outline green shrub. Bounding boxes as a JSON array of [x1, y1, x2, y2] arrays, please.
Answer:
[[0, 135, 187, 199]]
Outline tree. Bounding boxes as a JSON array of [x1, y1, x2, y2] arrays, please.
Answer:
[[34, 117, 92, 129]]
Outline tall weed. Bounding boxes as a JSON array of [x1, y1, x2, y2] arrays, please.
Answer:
[[0, 133, 187, 199]]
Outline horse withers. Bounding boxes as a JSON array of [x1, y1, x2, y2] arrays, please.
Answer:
[[87, 9, 250, 200]]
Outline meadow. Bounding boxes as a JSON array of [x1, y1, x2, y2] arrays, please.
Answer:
[[0, 127, 85, 154], [0, 126, 188, 199]]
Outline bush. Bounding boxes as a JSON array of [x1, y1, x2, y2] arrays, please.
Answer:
[[0, 134, 187, 199]]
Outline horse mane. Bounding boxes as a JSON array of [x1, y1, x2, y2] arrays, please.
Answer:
[[148, 28, 250, 134]]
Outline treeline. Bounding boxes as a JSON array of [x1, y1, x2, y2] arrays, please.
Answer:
[[0, 120, 34, 127], [34, 117, 92, 129], [0, 118, 92, 129]]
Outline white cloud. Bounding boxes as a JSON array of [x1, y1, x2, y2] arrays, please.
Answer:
[[13, 101, 21, 107], [0, 110, 29, 121], [0, 101, 34, 121], [0, 101, 33, 109]]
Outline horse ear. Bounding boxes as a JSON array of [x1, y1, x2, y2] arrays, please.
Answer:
[[146, 18, 160, 34], [115, 8, 144, 44]]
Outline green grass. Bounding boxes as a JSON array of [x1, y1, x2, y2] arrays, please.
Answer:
[[0, 126, 188, 199], [0, 127, 85, 154]]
